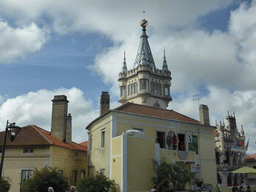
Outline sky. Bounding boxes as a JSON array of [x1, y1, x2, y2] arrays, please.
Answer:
[[0, 0, 256, 153]]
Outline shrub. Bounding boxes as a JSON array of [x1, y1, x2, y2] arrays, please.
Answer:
[[76, 172, 117, 192], [152, 159, 194, 191], [21, 166, 68, 192], [0, 177, 11, 192]]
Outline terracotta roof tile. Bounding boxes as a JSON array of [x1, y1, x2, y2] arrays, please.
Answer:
[[0, 125, 51, 146], [0, 125, 87, 152], [80, 141, 88, 148], [246, 154, 256, 162], [114, 102, 200, 124]]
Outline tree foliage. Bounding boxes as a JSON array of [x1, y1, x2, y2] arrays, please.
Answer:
[[76, 172, 117, 192], [152, 159, 193, 191], [0, 177, 11, 192], [21, 166, 68, 192]]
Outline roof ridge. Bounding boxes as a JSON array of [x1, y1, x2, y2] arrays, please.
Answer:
[[114, 102, 174, 112], [169, 109, 199, 122], [114, 102, 200, 124], [32, 125, 53, 145]]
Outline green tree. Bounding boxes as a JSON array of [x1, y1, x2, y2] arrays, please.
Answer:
[[76, 172, 117, 192], [152, 159, 193, 191], [21, 166, 68, 192], [0, 177, 11, 192]]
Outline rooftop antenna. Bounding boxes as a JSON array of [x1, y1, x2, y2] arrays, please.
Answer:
[[193, 94, 200, 107]]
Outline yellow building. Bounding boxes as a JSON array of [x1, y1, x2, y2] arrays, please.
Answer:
[[0, 95, 87, 192], [87, 102, 217, 192], [86, 18, 218, 192]]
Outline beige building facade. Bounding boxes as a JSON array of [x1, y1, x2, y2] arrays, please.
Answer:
[[87, 102, 217, 192], [0, 95, 87, 192]]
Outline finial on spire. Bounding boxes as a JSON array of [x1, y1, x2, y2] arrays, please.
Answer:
[[140, 11, 148, 29], [241, 125, 244, 136]]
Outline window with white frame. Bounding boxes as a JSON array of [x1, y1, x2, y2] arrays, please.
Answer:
[[156, 131, 166, 149], [81, 170, 86, 178], [23, 148, 34, 153], [100, 168, 105, 175], [178, 133, 186, 151], [20, 169, 33, 190], [101, 130, 105, 148]]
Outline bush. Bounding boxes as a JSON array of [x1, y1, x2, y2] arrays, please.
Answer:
[[152, 159, 194, 192], [76, 172, 117, 192], [21, 166, 68, 192], [0, 177, 11, 192]]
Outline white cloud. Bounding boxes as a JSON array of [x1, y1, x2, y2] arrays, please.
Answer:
[[0, 20, 48, 64], [0, 1, 232, 36], [0, 88, 100, 143], [1, 0, 256, 153]]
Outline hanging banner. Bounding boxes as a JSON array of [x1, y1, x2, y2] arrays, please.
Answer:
[[188, 135, 198, 154]]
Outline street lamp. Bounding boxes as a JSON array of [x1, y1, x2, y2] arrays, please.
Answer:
[[0, 120, 21, 181]]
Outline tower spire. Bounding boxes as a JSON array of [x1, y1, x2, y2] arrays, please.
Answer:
[[122, 51, 127, 74], [162, 49, 169, 71], [133, 17, 155, 68]]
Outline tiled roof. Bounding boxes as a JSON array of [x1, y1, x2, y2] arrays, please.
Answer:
[[134, 25, 155, 68], [80, 141, 88, 150], [0, 125, 87, 152], [114, 102, 200, 124], [246, 154, 256, 162]]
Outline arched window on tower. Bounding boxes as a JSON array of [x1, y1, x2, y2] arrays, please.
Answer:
[[120, 86, 126, 97], [128, 85, 131, 96], [134, 83, 138, 94], [140, 79, 147, 90], [155, 83, 158, 94], [164, 85, 169, 96], [159, 83, 162, 95]]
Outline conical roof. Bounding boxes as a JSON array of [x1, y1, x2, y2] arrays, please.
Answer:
[[134, 19, 155, 68]]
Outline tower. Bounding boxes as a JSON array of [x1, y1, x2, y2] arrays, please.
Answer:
[[51, 95, 69, 142], [118, 19, 172, 109]]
